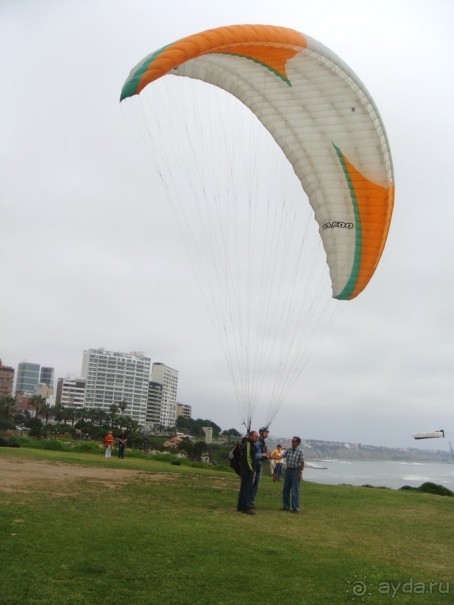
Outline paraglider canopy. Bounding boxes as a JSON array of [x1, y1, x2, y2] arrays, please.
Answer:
[[121, 24, 394, 301], [120, 24, 394, 430]]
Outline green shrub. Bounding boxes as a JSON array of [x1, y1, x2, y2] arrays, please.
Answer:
[[400, 482, 453, 497], [0, 436, 20, 448], [419, 481, 454, 497], [22, 439, 71, 451], [40, 439, 68, 451], [72, 441, 101, 453], [149, 452, 179, 464]]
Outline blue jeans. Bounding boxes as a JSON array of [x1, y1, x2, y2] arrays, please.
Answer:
[[251, 465, 262, 504], [283, 468, 301, 511]]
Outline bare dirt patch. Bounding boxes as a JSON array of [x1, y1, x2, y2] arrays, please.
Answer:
[[0, 457, 173, 494]]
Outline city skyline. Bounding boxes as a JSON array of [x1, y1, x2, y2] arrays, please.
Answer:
[[3, 347, 182, 430]]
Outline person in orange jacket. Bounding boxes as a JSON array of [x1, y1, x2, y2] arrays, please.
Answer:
[[104, 431, 115, 458]]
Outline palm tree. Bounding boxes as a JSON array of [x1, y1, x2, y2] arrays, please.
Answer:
[[0, 396, 16, 419], [53, 403, 65, 424], [60, 407, 72, 426], [75, 407, 87, 426], [42, 402, 52, 426], [109, 404, 119, 429], [86, 407, 97, 428], [123, 416, 139, 434], [29, 395, 46, 419], [93, 406, 107, 428], [68, 405, 78, 428]]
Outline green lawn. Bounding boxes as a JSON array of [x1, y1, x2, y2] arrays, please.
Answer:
[[0, 447, 452, 604]]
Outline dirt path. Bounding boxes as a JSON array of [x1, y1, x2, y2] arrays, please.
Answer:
[[0, 456, 168, 493]]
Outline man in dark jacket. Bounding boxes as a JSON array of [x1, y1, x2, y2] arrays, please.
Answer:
[[237, 430, 260, 515], [251, 426, 269, 507]]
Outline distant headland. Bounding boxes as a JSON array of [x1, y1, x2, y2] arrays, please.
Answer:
[[271, 438, 453, 464]]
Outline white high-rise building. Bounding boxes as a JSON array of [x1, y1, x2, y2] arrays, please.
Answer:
[[56, 377, 86, 409], [81, 348, 151, 425], [151, 363, 179, 428]]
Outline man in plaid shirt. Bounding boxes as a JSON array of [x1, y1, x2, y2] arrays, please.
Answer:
[[275, 436, 305, 513]]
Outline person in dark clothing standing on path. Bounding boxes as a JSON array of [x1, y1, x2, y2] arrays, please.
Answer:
[[118, 431, 127, 459], [237, 431, 260, 515], [251, 426, 269, 507]]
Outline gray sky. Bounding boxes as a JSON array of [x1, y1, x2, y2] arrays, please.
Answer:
[[1, 0, 453, 450]]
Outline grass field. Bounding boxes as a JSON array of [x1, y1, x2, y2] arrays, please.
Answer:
[[0, 447, 453, 604]]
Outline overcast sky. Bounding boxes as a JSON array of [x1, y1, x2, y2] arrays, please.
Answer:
[[1, 0, 453, 450]]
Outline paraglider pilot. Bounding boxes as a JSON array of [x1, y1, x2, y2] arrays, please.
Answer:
[[251, 427, 269, 507], [237, 431, 260, 515]]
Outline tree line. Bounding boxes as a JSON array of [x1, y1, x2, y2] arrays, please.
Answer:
[[0, 395, 241, 444]]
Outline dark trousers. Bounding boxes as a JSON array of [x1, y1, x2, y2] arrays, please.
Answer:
[[274, 463, 283, 480], [237, 470, 254, 511]]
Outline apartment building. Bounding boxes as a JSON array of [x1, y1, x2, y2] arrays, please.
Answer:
[[0, 360, 14, 398], [146, 380, 163, 428], [151, 363, 178, 428], [81, 348, 151, 425], [176, 403, 192, 420], [56, 377, 86, 409]]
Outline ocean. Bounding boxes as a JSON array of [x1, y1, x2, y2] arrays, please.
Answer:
[[301, 459, 454, 491]]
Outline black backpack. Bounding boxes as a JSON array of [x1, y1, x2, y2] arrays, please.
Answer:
[[229, 440, 244, 475]]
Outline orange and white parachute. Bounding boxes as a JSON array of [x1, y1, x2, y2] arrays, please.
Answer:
[[121, 24, 394, 301], [120, 25, 394, 429]]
